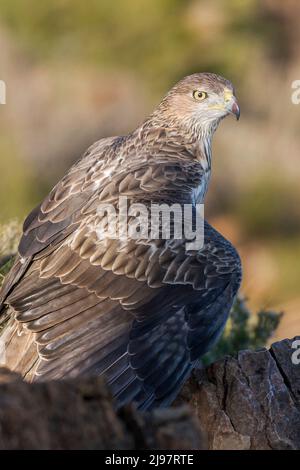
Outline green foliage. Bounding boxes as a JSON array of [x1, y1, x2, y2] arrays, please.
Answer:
[[202, 296, 283, 365], [0, 138, 38, 224], [0, 220, 21, 287], [0, 257, 14, 287], [0, 220, 22, 258], [0, 0, 269, 90], [234, 176, 300, 239]]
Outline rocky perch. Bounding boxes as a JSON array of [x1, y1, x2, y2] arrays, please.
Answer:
[[0, 337, 299, 450]]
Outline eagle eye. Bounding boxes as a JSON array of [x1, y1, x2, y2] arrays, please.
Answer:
[[193, 90, 208, 101]]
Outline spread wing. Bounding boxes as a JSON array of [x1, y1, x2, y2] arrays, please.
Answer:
[[0, 130, 241, 410]]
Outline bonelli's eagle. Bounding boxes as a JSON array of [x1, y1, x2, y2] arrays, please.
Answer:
[[0, 73, 241, 410]]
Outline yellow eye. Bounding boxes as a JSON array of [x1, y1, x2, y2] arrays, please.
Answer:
[[193, 90, 208, 101]]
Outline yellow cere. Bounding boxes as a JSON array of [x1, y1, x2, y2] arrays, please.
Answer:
[[223, 88, 233, 102]]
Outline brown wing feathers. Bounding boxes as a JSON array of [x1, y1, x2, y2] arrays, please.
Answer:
[[0, 79, 242, 409]]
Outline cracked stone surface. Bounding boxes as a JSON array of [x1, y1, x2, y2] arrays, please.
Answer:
[[0, 337, 299, 449], [179, 337, 300, 449], [0, 368, 203, 450]]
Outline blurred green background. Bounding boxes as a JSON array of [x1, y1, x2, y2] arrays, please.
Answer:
[[0, 0, 300, 341]]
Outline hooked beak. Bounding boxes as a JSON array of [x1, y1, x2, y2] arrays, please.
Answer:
[[223, 88, 240, 120], [230, 97, 240, 120], [208, 89, 240, 120]]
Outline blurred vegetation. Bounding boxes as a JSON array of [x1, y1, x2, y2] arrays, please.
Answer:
[[0, 219, 21, 258], [0, 257, 14, 287], [1, 0, 297, 95], [0, 219, 21, 286], [203, 297, 283, 365], [229, 175, 300, 239], [0, 0, 267, 90]]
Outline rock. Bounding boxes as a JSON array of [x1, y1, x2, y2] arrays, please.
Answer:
[[0, 337, 299, 449], [180, 337, 300, 449], [0, 373, 203, 450]]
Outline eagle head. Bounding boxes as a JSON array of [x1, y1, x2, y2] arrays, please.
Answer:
[[155, 72, 240, 138]]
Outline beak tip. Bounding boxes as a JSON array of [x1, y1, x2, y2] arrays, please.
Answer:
[[232, 101, 240, 121]]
